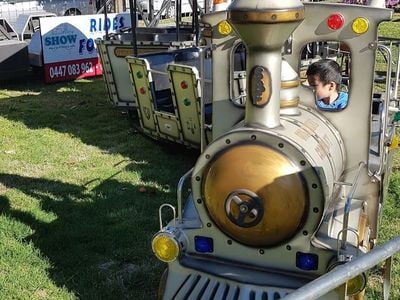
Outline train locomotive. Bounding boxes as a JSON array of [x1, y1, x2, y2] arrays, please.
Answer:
[[148, 0, 400, 299]]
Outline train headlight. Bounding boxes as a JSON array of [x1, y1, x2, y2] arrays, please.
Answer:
[[217, 20, 232, 36], [152, 232, 180, 263], [352, 17, 369, 34], [328, 259, 367, 296], [347, 272, 367, 296]]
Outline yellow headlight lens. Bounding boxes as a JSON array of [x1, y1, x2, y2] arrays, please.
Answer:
[[347, 272, 367, 296], [218, 20, 232, 36], [152, 233, 180, 262], [352, 17, 369, 34]]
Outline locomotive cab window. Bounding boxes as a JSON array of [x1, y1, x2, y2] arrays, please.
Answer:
[[230, 42, 247, 107], [300, 41, 351, 111]]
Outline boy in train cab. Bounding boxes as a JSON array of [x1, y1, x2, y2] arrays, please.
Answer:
[[306, 59, 348, 110]]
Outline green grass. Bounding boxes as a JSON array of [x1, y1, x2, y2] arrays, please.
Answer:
[[0, 75, 197, 299], [1, 74, 399, 299]]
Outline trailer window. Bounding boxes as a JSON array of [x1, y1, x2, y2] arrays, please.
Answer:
[[230, 42, 247, 107]]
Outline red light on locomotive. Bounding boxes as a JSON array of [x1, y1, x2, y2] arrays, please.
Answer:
[[180, 81, 188, 89], [327, 13, 345, 30], [139, 87, 146, 95]]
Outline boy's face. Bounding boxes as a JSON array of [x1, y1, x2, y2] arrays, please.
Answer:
[[307, 75, 336, 102]]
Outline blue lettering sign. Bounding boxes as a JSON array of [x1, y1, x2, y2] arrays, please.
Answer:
[[89, 16, 125, 32], [119, 16, 125, 28], [90, 19, 96, 32], [79, 38, 95, 54], [45, 35, 77, 46]]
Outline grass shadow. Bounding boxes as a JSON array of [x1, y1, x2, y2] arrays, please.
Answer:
[[0, 76, 198, 161], [0, 76, 199, 298], [0, 172, 176, 299]]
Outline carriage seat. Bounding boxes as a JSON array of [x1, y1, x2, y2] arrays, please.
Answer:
[[149, 81, 174, 114]]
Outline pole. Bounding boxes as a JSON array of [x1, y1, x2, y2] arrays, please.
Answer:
[[193, 0, 199, 45], [129, 0, 138, 56], [104, 0, 109, 39], [149, 0, 153, 22], [175, 0, 181, 41]]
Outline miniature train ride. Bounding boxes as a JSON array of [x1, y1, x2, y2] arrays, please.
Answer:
[[96, 0, 400, 299]]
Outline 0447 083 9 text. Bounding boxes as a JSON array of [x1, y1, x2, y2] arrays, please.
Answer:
[[48, 62, 94, 79], [44, 58, 101, 83]]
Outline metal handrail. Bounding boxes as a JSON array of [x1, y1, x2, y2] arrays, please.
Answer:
[[199, 44, 212, 152], [341, 161, 366, 248], [282, 236, 400, 300], [337, 228, 361, 257], [393, 43, 400, 100], [148, 69, 168, 75], [378, 38, 400, 100], [371, 44, 392, 177], [158, 203, 176, 230], [148, 0, 173, 28], [177, 168, 193, 222]]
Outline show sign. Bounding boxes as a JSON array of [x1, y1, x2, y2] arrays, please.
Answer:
[[40, 13, 131, 83]]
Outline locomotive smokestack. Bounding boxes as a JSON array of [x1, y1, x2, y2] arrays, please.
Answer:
[[227, 0, 304, 128]]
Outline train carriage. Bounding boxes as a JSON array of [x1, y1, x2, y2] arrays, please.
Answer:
[[95, 0, 214, 109], [144, 1, 400, 299], [96, 26, 199, 108]]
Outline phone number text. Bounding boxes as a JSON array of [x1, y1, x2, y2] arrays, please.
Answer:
[[48, 62, 94, 79]]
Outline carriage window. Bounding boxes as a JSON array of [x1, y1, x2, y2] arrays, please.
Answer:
[[300, 41, 351, 111], [230, 42, 247, 107]]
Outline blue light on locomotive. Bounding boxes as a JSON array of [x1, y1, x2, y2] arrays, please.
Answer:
[[194, 236, 214, 253]]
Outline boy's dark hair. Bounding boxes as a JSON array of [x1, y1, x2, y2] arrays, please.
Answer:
[[306, 59, 342, 91]]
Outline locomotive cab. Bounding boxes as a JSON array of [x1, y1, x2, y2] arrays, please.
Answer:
[[151, 1, 399, 299]]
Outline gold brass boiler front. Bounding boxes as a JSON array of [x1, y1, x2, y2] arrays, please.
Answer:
[[203, 144, 307, 247]]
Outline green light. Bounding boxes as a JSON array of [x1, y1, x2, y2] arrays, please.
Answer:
[[136, 71, 143, 79]]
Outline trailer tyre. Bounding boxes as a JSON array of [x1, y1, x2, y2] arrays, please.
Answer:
[[166, 4, 175, 18], [65, 8, 82, 16]]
